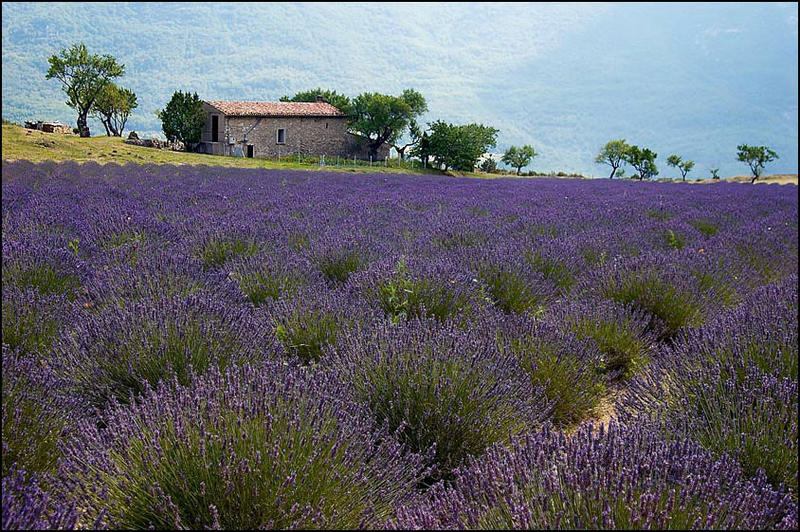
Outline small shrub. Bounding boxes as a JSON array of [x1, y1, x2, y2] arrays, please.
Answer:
[[525, 251, 576, 291], [54, 295, 275, 409], [502, 326, 606, 427], [664, 229, 684, 250], [274, 309, 339, 365], [599, 266, 705, 340], [480, 267, 547, 315], [329, 320, 547, 480], [370, 257, 480, 325], [315, 249, 365, 284], [195, 236, 258, 270], [1, 292, 62, 357], [2, 262, 81, 300], [390, 421, 798, 530], [548, 300, 654, 379], [2, 348, 79, 479], [690, 219, 720, 238], [58, 363, 427, 529]]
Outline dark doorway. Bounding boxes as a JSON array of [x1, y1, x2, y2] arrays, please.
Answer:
[[247, 145, 254, 158], [211, 115, 219, 142]]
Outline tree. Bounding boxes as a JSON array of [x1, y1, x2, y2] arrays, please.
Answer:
[[156, 91, 206, 150], [91, 83, 137, 137], [280, 88, 351, 115], [666, 154, 695, 181], [349, 89, 427, 161], [46, 42, 125, 137], [479, 155, 497, 173], [595, 139, 630, 178], [623, 145, 658, 180], [710, 167, 720, 180], [501, 145, 538, 175], [409, 130, 432, 168], [736, 144, 778, 183], [392, 119, 422, 161], [427, 121, 498, 172]]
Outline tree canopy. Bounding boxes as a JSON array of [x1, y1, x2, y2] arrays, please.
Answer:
[[156, 91, 206, 150], [45, 42, 125, 137], [736, 144, 778, 183], [666, 154, 695, 181], [91, 83, 137, 137], [501, 145, 538, 175], [595, 139, 629, 179], [426, 121, 499, 172], [349, 89, 427, 160], [623, 145, 658, 180], [280, 88, 351, 115]]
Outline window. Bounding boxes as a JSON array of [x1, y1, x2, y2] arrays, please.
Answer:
[[277, 128, 286, 144], [247, 145, 254, 158], [211, 115, 219, 142]]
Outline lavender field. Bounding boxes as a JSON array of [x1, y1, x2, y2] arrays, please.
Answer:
[[2, 160, 798, 529]]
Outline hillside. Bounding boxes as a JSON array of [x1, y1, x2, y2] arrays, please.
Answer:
[[0, 123, 459, 176], [3, 124, 796, 186], [2, 2, 796, 177]]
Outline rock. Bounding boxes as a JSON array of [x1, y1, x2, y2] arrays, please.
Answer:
[[128, 131, 139, 140]]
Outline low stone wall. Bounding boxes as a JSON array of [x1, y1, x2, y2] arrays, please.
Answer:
[[25, 121, 73, 134], [124, 135, 184, 151]]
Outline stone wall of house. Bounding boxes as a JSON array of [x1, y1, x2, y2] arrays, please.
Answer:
[[225, 116, 352, 158], [197, 107, 392, 160]]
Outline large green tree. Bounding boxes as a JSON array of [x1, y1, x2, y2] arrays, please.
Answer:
[[156, 91, 206, 150], [349, 89, 427, 161], [279, 88, 351, 115], [45, 42, 125, 137], [91, 83, 137, 137], [595, 139, 629, 179], [501, 145, 538, 175], [623, 145, 658, 180], [736, 144, 778, 183], [409, 130, 432, 167], [666, 154, 695, 181], [427, 121, 499, 172]]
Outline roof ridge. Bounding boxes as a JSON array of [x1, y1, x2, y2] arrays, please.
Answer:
[[204, 100, 345, 117]]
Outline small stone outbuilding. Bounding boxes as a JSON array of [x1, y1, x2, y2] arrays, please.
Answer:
[[25, 121, 73, 134], [197, 96, 389, 161]]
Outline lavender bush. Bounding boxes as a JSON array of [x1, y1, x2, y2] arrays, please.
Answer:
[[389, 421, 798, 530], [327, 318, 550, 479], [57, 363, 428, 529], [623, 276, 798, 494]]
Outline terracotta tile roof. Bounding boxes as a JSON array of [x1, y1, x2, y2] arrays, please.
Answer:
[[204, 100, 346, 117]]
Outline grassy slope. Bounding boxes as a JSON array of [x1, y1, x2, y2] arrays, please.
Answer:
[[0, 123, 479, 177], [2, 124, 795, 184]]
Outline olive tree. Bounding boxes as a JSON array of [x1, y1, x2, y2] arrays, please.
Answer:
[[736, 144, 778, 183], [502, 145, 538, 175], [595, 139, 630, 179], [46, 43, 125, 137], [666, 154, 695, 181]]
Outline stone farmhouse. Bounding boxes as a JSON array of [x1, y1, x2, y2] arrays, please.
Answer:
[[198, 96, 389, 160]]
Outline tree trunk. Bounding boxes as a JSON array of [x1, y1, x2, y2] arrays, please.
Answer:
[[101, 119, 111, 136], [516, 166, 522, 175], [609, 166, 617, 179], [368, 143, 379, 162], [77, 113, 90, 137], [106, 118, 119, 137]]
